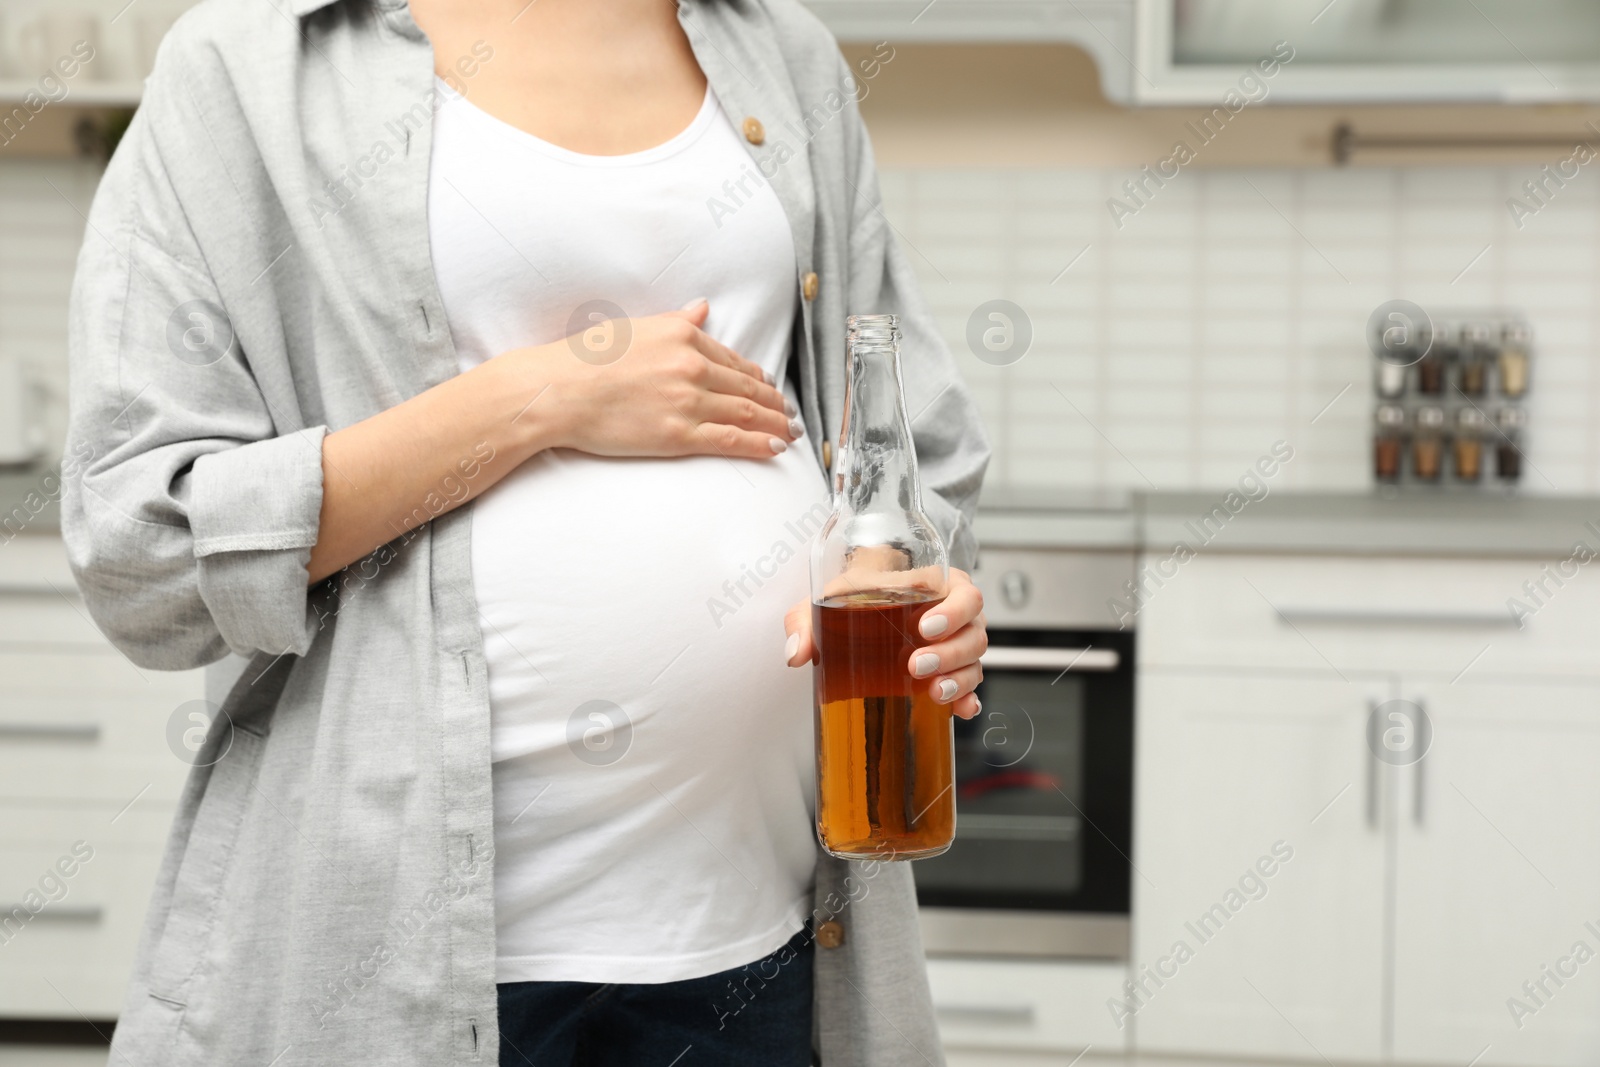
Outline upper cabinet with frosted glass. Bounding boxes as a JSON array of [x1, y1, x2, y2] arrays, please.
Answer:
[[1134, 0, 1600, 103], [805, 0, 1600, 105]]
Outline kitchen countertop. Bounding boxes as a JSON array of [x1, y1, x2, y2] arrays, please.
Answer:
[[977, 488, 1600, 559], [1, 466, 1595, 559]]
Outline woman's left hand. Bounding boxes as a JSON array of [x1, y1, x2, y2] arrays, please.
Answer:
[[783, 568, 987, 720]]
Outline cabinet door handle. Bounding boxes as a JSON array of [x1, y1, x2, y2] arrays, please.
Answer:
[[0, 722, 100, 742], [980, 647, 1119, 672], [1413, 699, 1427, 827], [933, 1004, 1036, 1026], [1365, 699, 1379, 831], [1276, 607, 1517, 629]]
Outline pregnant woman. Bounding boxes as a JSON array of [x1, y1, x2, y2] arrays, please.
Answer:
[[63, 0, 989, 1064]]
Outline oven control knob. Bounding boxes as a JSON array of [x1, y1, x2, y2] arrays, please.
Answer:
[[999, 570, 1031, 610]]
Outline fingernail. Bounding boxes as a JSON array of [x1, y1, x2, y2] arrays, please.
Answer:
[[784, 631, 800, 663], [788, 417, 804, 439], [681, 297, 707, 311], [971, 696, 982, 717], [784, 397, 798, 418], [937, 679, 959, 703], [763, 370, 776, 386], [914, 653, 940, 678], [919, 614, 948, 638], [769, 437, 787, 454]]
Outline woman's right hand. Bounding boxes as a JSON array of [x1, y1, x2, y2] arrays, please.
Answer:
[[534, 298, 801, 460], [311, 299, 798, 582]]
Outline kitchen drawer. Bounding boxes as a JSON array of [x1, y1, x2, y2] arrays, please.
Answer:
[[0, 804, 175, 850], [0, 651, 203, 804], [0, 590, 114, 648], [0, 536, 76, 590], [927, 957, 1129, 1052], [0, 845, 163, 1018], [0, 806, 176, 1019], [0, 537, 150, 648], [1138, 552, 1600, 679]]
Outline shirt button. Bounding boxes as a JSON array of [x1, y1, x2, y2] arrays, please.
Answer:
[[742, 117, 765, 145], [816, 920, 845, 949], [822, 440, 833, 471], [802, 271, 819, 301]]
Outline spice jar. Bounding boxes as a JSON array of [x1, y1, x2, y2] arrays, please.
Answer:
[[1499, 324, 1531, 398], [1374, 404, 1405, 482], [1375, 359, 1407, 398], [1454, 407, 1486, 482], [1413, 405, 1444, 481], [1415, 351, 1445, 395], [1495, 405, 1527, 482], [1458, 323, 1491, 398]]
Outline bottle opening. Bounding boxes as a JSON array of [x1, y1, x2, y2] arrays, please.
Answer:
[[847, 314, 899, 349]]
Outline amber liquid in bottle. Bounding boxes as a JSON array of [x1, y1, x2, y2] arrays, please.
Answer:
[[813, 593, 955, 860], [813, 314, 952, 861]]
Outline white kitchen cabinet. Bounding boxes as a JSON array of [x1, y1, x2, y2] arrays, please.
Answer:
[[0, 535, 198, 1019], [1391, 680, 1600, 1067], [0, 807, 174, 1018], [928, 957, 1129, 1053], [1137, 550, 1600, 1066], [1133, 671, 1389, 1061], [0, 649, 199, 806], [1139, 552, 1600, 682]]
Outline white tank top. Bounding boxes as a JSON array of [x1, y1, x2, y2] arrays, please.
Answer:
[[427, 80, 826, 984]]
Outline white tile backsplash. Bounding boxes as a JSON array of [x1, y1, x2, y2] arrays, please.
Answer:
[[880, 165, 1600, 496], [7, 158, 1600, 495]]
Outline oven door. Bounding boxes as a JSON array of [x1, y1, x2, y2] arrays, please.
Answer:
[[914, 628, 1134, 958]]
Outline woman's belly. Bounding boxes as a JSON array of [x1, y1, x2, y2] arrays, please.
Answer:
[[472, 430, 831, 981]]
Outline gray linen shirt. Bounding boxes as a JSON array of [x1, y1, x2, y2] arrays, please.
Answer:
[[62, 0, 990, 1063]]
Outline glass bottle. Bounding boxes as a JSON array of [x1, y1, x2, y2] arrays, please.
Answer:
[[1500, 324, 1531, 398], [811, 314, 954, 861], [1454, 407, 1485, 482], [1374, 404, 1405, 482], [1413, 405, 1444, 481], [1458, 323, 1490, 398], [1496, 405, 1527, 481]]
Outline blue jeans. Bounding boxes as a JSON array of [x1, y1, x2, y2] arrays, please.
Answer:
[[497, 925, 815, 1067]]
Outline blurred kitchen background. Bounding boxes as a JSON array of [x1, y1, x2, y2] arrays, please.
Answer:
[[7, 1, 1600, 1065]]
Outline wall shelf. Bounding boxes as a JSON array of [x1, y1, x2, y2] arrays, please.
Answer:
[[0, 82, 142, 108]]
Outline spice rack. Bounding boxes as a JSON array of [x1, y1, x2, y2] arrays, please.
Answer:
[[1371, 315, 1530, 490]]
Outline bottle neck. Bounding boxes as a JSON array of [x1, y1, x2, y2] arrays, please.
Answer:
[[837, 337, 922, 516]]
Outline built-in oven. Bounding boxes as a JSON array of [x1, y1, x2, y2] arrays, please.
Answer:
[[915, 546, 1135, 960]]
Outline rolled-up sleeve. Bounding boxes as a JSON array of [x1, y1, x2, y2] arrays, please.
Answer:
[[838, 60, 990, 571], [63, 101, 326, 670], [189, 427, 327, 657]]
